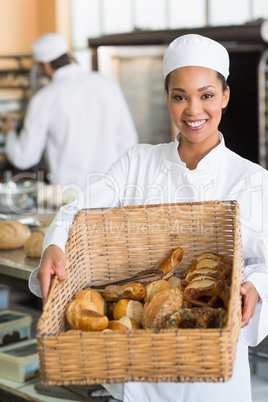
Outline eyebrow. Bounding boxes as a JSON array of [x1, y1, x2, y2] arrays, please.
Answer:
[[171, 85, 216, 92]]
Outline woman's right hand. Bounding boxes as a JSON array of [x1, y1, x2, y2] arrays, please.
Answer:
[[37, 245, 66, 301]]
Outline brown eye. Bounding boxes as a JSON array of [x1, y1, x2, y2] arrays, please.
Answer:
[[173, 95, 185, 101], [202, 94, 213, 99]]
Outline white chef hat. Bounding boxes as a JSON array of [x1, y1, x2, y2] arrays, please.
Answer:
[[163, 34, 229, 80], [31, 33, 68, 63]]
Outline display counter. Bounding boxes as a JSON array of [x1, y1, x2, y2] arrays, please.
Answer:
[[0, 247, 38, 291]]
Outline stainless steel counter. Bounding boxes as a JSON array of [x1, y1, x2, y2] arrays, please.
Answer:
[[0, 248, 38, 281]]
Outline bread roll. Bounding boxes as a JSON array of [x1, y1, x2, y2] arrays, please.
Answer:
[[120, 282, 147, 301], [108, 316, 140, 331], [101, 285, 124, 302], [0, 220, 31, 249], [75, 289, 107, 315], [113, 299, 143, 326], [66, 289, 108, 331], [23, 227, 47, 257], [108, 319, 130, 331], [66, 299, 108, 331], [118, 316, 140, 330]]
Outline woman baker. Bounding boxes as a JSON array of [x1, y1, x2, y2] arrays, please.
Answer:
[[29, 34, 268, 402]]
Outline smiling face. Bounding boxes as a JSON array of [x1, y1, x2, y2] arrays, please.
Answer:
[[167, 66, 230, 150]]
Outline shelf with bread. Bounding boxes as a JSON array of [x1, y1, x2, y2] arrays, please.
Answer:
[[0, 55, 32, 128]]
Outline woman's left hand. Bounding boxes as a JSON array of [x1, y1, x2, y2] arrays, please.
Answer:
[[240, 281, 259, 328]]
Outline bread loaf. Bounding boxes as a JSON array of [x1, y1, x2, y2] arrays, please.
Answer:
[[0, 220, 31, 249], [141, 287, 183, 329], [145, 279, 172, 304], [23, 227, 47, 257]]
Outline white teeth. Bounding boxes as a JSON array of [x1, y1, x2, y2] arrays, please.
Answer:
[[186, 120, 206, 127]]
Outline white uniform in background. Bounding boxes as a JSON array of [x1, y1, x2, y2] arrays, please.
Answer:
[[5, 64, 138, 188], [29, 133, 268, 402]]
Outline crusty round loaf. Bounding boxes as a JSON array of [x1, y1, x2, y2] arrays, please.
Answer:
[[141, 287, 183, 330], [23, 227, 47, 257], [0, 220, 31, 249]]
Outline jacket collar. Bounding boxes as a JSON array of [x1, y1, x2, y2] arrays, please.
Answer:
[[171, 132, 226, 170], [52, 64, 81, 80]]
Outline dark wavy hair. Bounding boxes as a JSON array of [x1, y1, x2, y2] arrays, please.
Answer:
[[50, 54, 71, 70]]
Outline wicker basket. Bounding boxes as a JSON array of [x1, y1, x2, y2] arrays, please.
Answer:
[[36, 201, 244, 385]]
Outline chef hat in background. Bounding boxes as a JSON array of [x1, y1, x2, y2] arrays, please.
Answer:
[[163, 34, 230, 80], [31, 33, 68, 63]]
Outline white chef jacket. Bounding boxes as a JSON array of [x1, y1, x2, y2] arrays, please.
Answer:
[[5, 64, 138, 189], [29, 133, 268, 402]]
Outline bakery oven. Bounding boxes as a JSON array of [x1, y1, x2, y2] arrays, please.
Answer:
[[97, 44, 174, 145]]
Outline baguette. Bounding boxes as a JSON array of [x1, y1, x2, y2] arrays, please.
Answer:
[[155, 247, 184, 278]]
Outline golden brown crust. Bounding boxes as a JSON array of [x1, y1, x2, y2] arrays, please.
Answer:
[[120, 282, 147, 300], [182, 252, 232, 310], [183, 277, 228, 308], [75, 289, 107, 315], [108, 320, 130, 331], [65, 289, 108, 331], [101, 285, 124, 302], [23, 227, 47, 257], [66, 299, 108, 331], [113, 299, 143, 325], [108, 316, 140, 331], [185, 252, 232, 275], [155, 247, 184, 277], [0, 220, 31, 249]]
